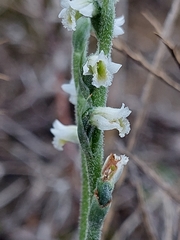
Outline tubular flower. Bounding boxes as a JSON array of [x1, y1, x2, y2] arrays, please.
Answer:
[[69, 0, 97, 17], [113, 16, 125, 37], [59, 0, 97, 31], [83, 51, 121, 88], [91, 103, 131, 137], [101, 153, 129, 185], [50, 120, 78, 150], [61, 79, 77, 105], [58, 0, 78, 31]]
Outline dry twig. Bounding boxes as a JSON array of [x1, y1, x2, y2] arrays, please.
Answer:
[[0, 73, 10, 81], [113, 40, 180, 92], [0, 179, 26, 209], [127, 0, 180, 151], [111, 190, 163, 240], [117, 146, 180, 204], [0, 115, 54, 159], [143, 11, 180, 68]]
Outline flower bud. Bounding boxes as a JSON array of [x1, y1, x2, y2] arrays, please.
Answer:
[[101, 153, 129, 185]]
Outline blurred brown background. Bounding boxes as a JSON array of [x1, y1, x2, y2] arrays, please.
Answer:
[[0, 0, 180, 239]]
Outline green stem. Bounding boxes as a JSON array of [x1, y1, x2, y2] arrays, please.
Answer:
[[87, 179, 113, 240], [92, 0, 115, 55], [98, 0, 115, 55], [79, 151, 90, 240]]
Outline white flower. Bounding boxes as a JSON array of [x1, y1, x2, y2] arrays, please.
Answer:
[[83, 51, 121, 88], [50, 120, 78, 150], [58, 0, 77, 31], [91, 103, 131, 137], [69, 0, 96, 17], [58, 0, 97, 31], [61, 79, 77, 105], [113, 16, 125, 37], [101, 153, 129, 185]]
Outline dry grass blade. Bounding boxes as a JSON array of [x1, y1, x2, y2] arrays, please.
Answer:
[[155, 33, 180, 69], [118, 146, 180, 204], [111, 191, 163, 240], [127, 0, 180, 152], [143, 11, 180, 69], [0, 73, 10, 81], [162, 193, 174, 240], [142, 11, 162, 34], [0, 115, 53, 159], [0, 179, 26, 209], [113, 40, 180, 92], [128, 160, 157, 240], [0, 39, 8, 45], [135, 181, 157, 240]]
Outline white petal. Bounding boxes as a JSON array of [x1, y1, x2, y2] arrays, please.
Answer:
[[69, 0, 95, 17], [61, 0, 70, 8], [113, 16, 125, 37], [113, 27, 124, 37], [91, 115, 119, 131], [83, 62, 91, 75], [115, 16, 125, 26], [79, 3, 94, 17], [58, 6, 77, 31], [83, 51, 121, 88], [50, 120, 78, 150], [109, 62, 122, 74], [112, 155, 129, 184], [61, 79, 77, 105]]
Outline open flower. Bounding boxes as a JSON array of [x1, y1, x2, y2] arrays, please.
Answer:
[[58, 0, 78, 31], [69, 0, 96, 17], [61, 79, 77, 105], [83, 51, 121, 88], [59, 0, 97, 31], [50, 120, 78, 150], [91, 103, 131, 137], [101, 153, 129, 185], [113, 16, 125, 37]]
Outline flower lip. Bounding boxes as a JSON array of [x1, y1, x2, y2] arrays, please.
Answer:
[[83, 50, 121, 88], [58, 0, 77, 31]]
